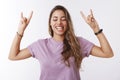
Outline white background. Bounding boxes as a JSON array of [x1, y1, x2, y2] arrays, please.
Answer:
[[0, 0, 120, 80]]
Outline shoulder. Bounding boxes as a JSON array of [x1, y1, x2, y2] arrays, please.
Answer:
[[29, 37, 51, 46], [33, 38, 51, 46], [37, 38, 49, 43], [77, 36, 94, 57], [77, 36, 88, 42], [76, 36, 94, 47]]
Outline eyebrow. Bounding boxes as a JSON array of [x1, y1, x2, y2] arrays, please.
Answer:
[[52, 16, 66, 18]]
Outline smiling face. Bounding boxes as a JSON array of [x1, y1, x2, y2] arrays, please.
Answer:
[[50, 10, 67, 38]]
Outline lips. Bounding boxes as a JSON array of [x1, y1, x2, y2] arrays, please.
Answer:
[[56, 26, 64, 31]]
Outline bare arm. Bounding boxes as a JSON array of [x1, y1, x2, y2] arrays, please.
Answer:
[[8, 11, 33, 60], [80, 9, 114, 58]]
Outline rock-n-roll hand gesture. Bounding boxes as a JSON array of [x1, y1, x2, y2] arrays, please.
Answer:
[[80, 9, 100, 33], [18, 11, 33, 35]]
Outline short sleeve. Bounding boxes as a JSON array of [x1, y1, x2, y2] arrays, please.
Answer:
[[27, 40, 39, 58], [78, 37, 94, 57], [27, 39, 45, 59]]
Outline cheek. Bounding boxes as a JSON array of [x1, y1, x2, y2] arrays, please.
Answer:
[[65, 23, 67, 27], [64, 22, 67, 29], [50, 24, 56, 31], [63, 21, 67, 26], [50, 21, 55, 27]]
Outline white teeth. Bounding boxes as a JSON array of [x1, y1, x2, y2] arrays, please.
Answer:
[[56, 26, 63, 30]]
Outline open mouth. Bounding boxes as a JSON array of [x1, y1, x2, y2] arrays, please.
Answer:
[[56, 26, 64, 31]]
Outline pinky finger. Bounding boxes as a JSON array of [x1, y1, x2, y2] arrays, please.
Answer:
[[28, 11, 33, 22]]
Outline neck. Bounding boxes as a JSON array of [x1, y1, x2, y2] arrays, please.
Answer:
[[53, 35, 64, 42]]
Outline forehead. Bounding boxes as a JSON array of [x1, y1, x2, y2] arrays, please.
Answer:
[[52, 10, 65, 17]]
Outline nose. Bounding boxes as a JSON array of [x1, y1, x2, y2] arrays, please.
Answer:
[[57, 19, 62, 25]]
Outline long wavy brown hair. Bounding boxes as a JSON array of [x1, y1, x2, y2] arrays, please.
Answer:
[[48, 5, 83, 68]]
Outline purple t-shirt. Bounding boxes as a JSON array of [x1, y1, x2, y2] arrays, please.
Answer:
[[27, 37, 94, 80]]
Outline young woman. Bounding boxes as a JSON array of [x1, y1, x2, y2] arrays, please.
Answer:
[[9, 5, 113, 80]]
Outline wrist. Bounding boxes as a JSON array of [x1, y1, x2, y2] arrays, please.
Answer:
[[94, 29, 103, 35], [16, 32, 23, 38], [17, 29, 24, 35]]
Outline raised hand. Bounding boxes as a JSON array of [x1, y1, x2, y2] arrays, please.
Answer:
[[80, 9, 100, 32], [18, 11, 33, 35]]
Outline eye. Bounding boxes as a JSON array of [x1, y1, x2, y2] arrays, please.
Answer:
[[61, 17, 66, 21], [52, 18, 57, 21]]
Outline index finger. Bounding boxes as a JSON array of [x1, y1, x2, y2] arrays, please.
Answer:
[[90, 9, 94, 17], [21, 12, 24, 18], [80, 11, 87, 21]]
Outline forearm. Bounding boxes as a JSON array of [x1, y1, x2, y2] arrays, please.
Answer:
[[96, 31, 113, 56], [8, 33, 22, 60]]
